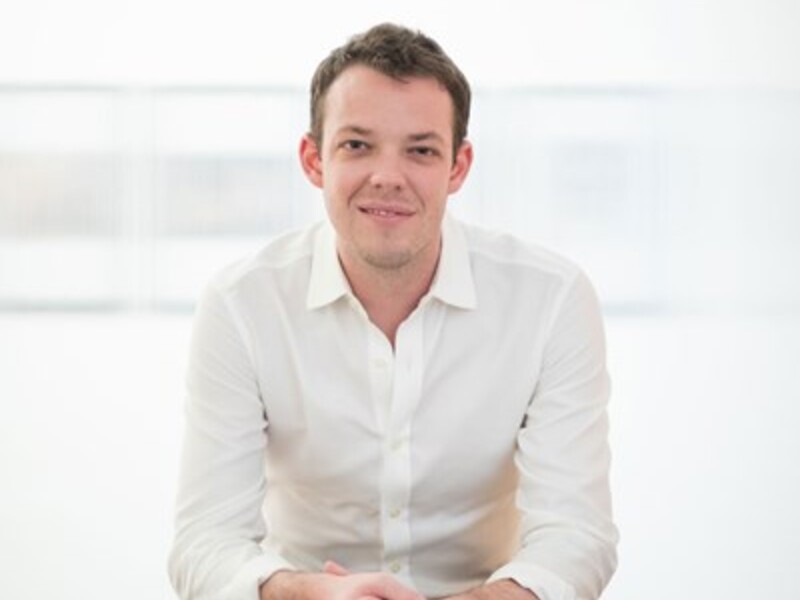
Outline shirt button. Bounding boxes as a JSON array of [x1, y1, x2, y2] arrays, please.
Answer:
[[389, 561, 402, 573], [390, 439, 405, 452], [374, 358, 388, 369], [389, 507, 402, 519]]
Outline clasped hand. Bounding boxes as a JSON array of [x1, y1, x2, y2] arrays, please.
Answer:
[[260, 560, 526, 600], [260, 560, 424, 600]]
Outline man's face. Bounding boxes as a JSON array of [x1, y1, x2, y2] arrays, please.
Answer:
[[300, 65, 472, 275]]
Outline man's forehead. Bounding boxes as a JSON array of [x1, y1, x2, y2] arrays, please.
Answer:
[[325, 65, 450, 105], [322, 68, 454, 135]]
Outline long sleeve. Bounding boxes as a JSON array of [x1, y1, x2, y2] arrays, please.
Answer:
[[488, 271, 618, 600], [168, 280, 294, 600]]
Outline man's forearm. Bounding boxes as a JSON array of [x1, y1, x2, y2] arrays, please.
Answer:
[[259, 570, 308, 600], [442, 579, 539, 600]]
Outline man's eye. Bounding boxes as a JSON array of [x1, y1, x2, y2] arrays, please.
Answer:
[[410, 146, 437, 157], [343, 140, 368, 151]]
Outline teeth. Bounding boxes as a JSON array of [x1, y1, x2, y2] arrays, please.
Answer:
[[367, 208, 399, 217]]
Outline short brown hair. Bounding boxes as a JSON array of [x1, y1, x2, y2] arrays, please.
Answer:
[[309, 23, 471, 159]]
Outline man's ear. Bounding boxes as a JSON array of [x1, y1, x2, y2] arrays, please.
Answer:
[[299, 134, 323, 189], [447, 140, 474, 195]]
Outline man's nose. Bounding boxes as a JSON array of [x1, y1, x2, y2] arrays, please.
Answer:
[[368, 153, 405, 191]]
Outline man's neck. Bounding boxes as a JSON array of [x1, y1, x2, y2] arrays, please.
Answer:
[[340, 251, 439, 348]]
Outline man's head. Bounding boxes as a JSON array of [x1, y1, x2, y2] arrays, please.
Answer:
[[299, 24, 474, 280], [309, 23, 471, 159]]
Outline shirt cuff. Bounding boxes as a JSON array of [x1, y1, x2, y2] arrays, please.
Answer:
[[218, 552, 296, 600], [488, 562, 577, 600]]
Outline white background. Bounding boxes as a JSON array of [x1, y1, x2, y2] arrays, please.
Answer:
[[1, 1, 799, 598], [2, 0, 799, 88]]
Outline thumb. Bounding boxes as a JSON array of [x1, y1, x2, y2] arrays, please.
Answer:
[[323, 560, 351, 576]]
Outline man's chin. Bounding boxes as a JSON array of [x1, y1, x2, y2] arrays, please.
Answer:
[[360, 250, 415, 271]]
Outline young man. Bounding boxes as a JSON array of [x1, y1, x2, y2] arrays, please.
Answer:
[[169, 23, 618, 600]]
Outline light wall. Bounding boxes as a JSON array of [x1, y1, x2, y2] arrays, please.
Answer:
[[1, 0, 799, 88]]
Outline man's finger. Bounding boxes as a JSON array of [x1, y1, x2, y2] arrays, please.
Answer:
[[323, 560, 351, 576], [375, 574, 426, 600]]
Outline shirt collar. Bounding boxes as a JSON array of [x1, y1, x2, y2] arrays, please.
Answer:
[[427, 213, 477, 309], [305, 213, 477, 311], [306, 222, 352, 310]]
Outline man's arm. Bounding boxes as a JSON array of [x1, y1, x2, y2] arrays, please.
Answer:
[[482, 271, 619, 599], [168, 281, 294, 599], [440, 579, 539, 600]]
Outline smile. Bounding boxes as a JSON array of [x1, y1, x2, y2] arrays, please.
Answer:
[[359, 206, 414, 218]]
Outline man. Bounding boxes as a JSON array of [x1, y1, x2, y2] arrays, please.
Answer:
[[169, 23, 618, 600]]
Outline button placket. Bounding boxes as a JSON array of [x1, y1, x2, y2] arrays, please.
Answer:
[[367, 328, 394, 435], [379, 309, 425, 577]]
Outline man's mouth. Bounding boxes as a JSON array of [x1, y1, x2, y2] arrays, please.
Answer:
[[359, 206, 414, 218]]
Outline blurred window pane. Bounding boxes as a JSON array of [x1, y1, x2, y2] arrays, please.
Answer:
[[155, 155, 294, 236], [150, 92, 314, 307], [1, 87, 798, 313], [0, 91, 120, 308]]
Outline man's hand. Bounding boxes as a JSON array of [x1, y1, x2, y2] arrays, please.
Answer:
[[439, 579, 539, 600], [259, 562, 425, 600]]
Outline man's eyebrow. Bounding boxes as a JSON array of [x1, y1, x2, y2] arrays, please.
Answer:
[[408, 131, 446, 144], [335, 125, 373, 137]]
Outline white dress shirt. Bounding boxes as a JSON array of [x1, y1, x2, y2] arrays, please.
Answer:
[[168, 214, 618, 600]]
